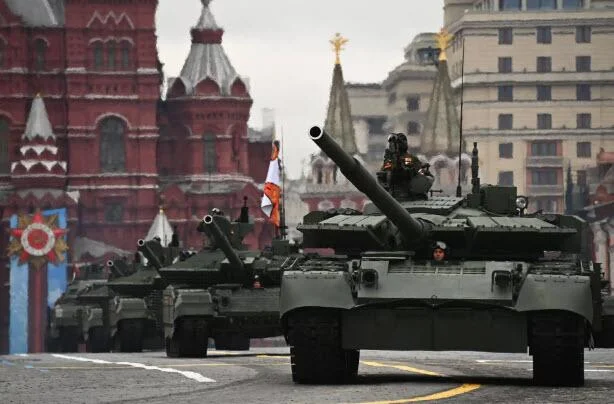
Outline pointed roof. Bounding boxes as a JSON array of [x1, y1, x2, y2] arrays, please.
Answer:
[[168, 0, 241, 97], [419, 58, 460, 156], [145, 209, 174, 247], [23, 94, 55, 141], [4, 0, 64, 27], [323, 63, 357, 155]]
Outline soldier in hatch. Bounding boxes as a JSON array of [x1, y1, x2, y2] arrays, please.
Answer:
[[382, 133, 422, 173], [432, 241, 448, 262]]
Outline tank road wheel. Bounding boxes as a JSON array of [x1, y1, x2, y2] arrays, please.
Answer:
[[115, 320, 144, 353], [86, 327, 109, 353], [531, 311, 585, 387], [59, 327, 79, 352], [287, 310, 359, 384], [215, 334, 251, 351], [166, 318, 209, 358]]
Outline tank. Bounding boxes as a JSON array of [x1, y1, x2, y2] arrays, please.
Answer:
[[48, 264, 108, 352], [156, 200, 303, 358], [280, 126, 604, 387], [105, 251, 170, 353]]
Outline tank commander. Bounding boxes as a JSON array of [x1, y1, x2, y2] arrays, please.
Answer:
[[432, 241, 447, 262]]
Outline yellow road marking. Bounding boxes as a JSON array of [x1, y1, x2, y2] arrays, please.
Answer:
[[361, 361, 442, 377], [357, 361, 481, 403], [356, 384, 481, 404]]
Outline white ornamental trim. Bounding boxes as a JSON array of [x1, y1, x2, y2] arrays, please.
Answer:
[[21, 222, 56, 257], [67, 185, 159, 190], [20, 145, 58, 156]]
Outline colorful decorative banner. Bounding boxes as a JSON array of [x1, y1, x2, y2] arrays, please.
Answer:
[[8, 208, 68, 354]]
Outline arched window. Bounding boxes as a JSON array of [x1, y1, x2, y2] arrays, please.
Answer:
[[107, 41, 116, 70], [93, 42, 103, 70], [120, 41, 131, 69], [0, 118, 9, 174], [99, 117, 126, 172], [203, 133, 217, 173], [34, 39, 47, 71]]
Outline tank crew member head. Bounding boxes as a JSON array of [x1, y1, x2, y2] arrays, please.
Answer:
[[432, 241, 447, 262]]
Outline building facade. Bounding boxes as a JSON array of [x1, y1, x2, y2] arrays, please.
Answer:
[[444, 0, 614, 213], [0, 0, 273, 354]]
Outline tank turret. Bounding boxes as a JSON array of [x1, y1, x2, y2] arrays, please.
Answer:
[[309, 126, 430, 244], [202, 214, 245, 279]]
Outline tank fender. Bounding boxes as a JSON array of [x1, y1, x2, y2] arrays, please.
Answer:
[[82, 306, 104, 336], [280, 271, 355, 320], [515, 274, 593, 323], [112, 297, 149, 321], [173, 289, 215, 321]]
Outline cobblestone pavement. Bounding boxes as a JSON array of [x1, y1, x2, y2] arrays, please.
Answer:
[[2, 347, 614, 403]]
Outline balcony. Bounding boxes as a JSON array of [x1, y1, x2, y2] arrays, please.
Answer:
[[526, 184, 564, 196], [525, 156, 564, 168]]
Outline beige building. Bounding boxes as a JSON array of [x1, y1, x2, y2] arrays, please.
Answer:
[[444, 0, 614, 213]]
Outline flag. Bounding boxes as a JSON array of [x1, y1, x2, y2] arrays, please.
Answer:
[[261, 140, 281, 227]]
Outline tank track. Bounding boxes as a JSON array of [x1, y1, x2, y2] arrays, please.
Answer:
[[115, 319, 144, 353], [530, 310, 585, 387], [286, 309, 359, 384], [87, 326, 109, 353], [165, 317, 209, 358]]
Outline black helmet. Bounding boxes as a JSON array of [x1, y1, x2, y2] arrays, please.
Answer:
[[432, 241, 448, 252]]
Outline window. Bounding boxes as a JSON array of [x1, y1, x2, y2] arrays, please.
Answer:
[[34, 39, 47, 71], [388, 92, 397, 104], [577, 170, 587, 187], [536, 57, 551, 73], [536, 27, 552, 44], [99, 117, 126, 172], [0, 118, 8, 174], [107, 41, 116, 69], [576, 26, 591, 43], [537, 113, 552, 129], [534, 197, 559, 213], [104, 203, 124, 223], [203, 133, 217, 173], [499, 28, 513, 44], [527, 0, 556, 9], [576, 56, 591, 72], [498, 85, 513, 101], [576, 84, 591, 101], [498, 171, 514, 186], [537, 85, 552, 101], [498, 57, 512, 73], [577, 141, 591, 158], [531, 140, 557, 156], [577, 113, 591, 129], [120, 42, 131, 69], [531, 169, 558, 185], [499, 143, 513, 158], [367, 117, 386, 133], [498, 114, 513, 130], [407, 121, 419, 134], [93, 42, 103, 70], [0, 40, 4, 69], [406, 96, 420, 111], [563, 0, 584, 8], [499, 0, 521, 10]]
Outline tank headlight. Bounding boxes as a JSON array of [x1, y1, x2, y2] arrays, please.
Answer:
[[516, 196, 528, 210]]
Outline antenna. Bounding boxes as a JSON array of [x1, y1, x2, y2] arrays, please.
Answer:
[[456, 36, 466, 198]]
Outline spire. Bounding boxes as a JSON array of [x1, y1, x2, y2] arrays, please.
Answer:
[[145, 208, 174, 247], [168, 0, 242, 97], [420, 30, 460, 156], [323, 33, 357, 155], [23, 94, 54, 141]]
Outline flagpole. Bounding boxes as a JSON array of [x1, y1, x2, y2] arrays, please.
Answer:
[[279, 125, 287, 240]]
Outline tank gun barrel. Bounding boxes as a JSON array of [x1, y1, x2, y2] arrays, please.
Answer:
[[309, 126, 429, 242], [203, 215, 245, 274], [106, 260, 126, 278], [137, 239, 164, 270]]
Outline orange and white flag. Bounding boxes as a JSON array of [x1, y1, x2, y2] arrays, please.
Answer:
[[261, 141, 281, 227]]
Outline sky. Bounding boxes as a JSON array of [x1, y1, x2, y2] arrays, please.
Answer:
[[155, 0, 444, 179]]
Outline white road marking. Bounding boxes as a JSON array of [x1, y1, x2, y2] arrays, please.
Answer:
[[16, 354, 29, 357], [52, 354, 215, 383], [476, 360, 532, 363]]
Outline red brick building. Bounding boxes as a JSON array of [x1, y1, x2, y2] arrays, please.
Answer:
[[0, 0, 273, 353]]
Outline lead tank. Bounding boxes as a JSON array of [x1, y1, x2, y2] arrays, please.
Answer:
[[280, 126, 604, 387]]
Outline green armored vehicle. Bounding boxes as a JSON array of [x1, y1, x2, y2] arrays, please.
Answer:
[[150, 201, 301, 358], [280, 127, 604, 387], [48, 264, 108, 352]]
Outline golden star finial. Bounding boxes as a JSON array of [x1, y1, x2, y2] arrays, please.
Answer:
[[330, 33, 349, 65], [435, 28, 454, 62]]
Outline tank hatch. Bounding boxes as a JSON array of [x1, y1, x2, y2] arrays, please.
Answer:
[[299, 214, 390, 251], [364, 196, 464, 216]]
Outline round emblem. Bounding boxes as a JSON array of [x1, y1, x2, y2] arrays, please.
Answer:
[[20, 222, 56, 257]]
